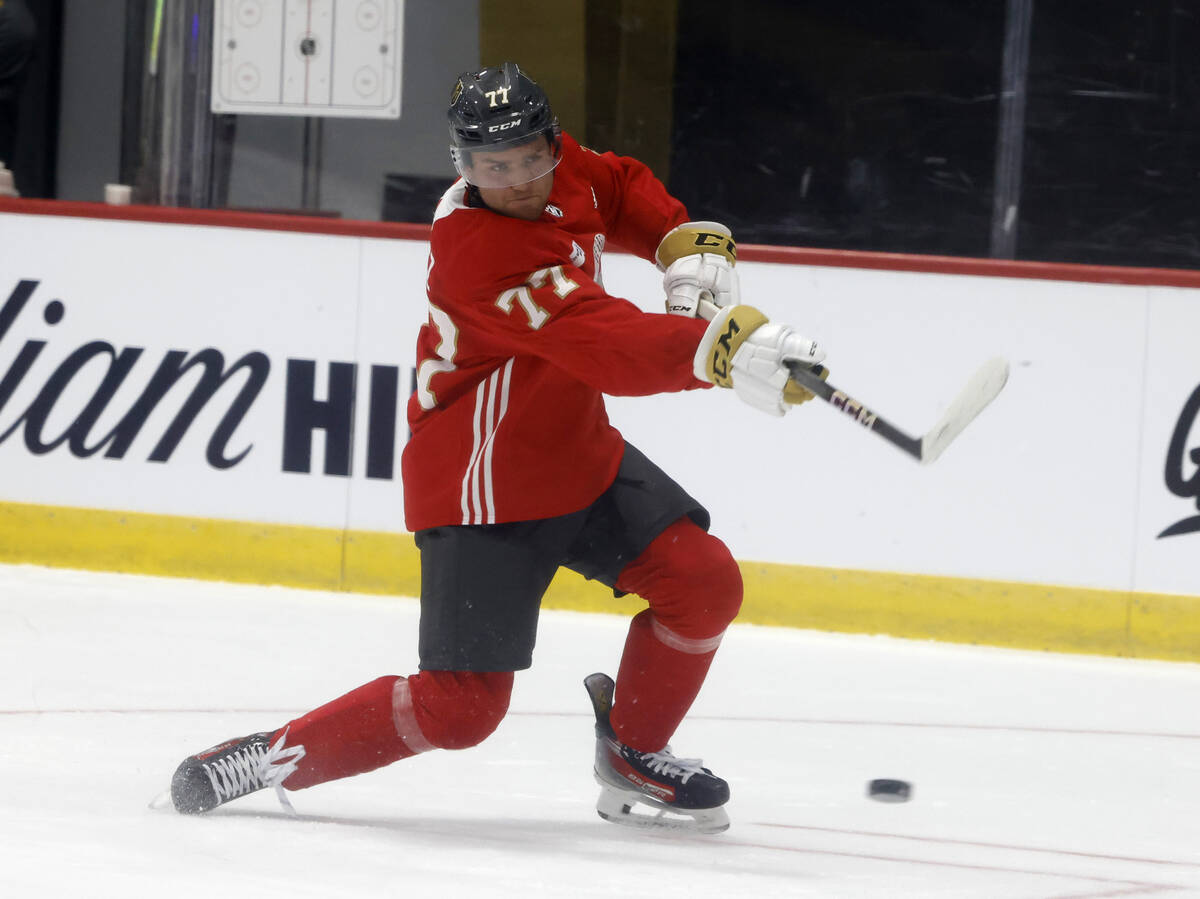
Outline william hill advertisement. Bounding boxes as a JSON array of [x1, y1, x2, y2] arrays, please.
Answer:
[[0, 279, 402, 479], [1, 206, 1198, 603], [0, 213, 425, 536]]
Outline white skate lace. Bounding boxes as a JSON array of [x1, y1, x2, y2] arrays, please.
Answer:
[[204, 730, 307, 815], [637, 746, 705, 785]]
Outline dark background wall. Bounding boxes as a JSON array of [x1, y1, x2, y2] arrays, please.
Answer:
[[1019, 3, 1200, 268], [7, 1, 1200, 271], [5, 0, 61, 198], [669, 0, 1200, 269], [40, 0, 476, 216], [55, 0, 122, 201]]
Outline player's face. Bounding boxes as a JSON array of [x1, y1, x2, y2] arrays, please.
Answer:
[[476, 169, 554, 220], [468, 142, 556, 220]]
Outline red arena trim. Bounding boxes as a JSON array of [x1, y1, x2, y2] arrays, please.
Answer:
[[0, 197, 432, 241], [736, 242, 1200, 288], [5, 196, 1200, 288]]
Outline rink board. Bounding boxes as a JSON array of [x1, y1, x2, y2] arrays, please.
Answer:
[[1, 199, 1199, 661]]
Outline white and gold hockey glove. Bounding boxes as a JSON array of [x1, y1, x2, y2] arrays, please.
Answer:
[[694, 305, 828, 416], [656, 221, 740, 320]]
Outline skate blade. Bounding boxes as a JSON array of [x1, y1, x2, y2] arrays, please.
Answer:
[[595, 786, 729, 835]]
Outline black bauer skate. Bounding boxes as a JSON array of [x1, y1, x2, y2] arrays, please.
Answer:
[[170, 730, 306, 814], [584, 672, 730, 834]]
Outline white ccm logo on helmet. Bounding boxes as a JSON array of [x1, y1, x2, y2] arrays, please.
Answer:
[[487, 119, 522, 134]]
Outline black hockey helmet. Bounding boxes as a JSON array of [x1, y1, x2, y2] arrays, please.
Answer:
[[447, 62, 562, 188]]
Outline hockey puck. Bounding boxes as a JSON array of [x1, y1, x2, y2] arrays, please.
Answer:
[[867, 779, 911, 802]]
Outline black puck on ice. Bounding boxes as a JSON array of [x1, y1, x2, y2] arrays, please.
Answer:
[[867, 779, 912, 802]]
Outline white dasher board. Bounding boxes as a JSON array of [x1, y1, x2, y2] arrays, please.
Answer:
[[211, 0, 403, 118]]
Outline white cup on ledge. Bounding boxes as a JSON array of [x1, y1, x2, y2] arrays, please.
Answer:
[[0, 164, 17, 198], [104, 183, 133, 205]]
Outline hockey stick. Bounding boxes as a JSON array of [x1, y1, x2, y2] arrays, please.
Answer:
[[785, 357, 1009, 465]]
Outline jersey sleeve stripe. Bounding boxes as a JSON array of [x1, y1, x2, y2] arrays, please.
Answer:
[[478, 370, 500, 521], [459, 359, 516, 526], [481, 358, 515, 524], [461, 378, 489, 525]]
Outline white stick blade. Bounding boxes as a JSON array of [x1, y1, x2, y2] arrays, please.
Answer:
[[919, 357, 1009, 464]]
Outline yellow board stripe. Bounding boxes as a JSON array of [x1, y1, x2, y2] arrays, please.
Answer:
[[1, 500, 1196, 662]]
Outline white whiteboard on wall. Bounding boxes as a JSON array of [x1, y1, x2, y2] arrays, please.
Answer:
[[211, 0, 404, 119]]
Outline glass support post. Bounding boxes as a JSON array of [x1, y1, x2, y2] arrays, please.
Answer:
[[990, 0, 1034, 259]]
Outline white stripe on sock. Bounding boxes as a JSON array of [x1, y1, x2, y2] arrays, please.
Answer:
[[650, 616, 724, 654], [392, 677, 436, 755]]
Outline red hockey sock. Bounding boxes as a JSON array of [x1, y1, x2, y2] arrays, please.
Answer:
[[609, 609, 720, 751], [276, 670, 514, 791], [607, 518, 742, 752], [407, 670, 514, 750], [276, 675, 426, 791]]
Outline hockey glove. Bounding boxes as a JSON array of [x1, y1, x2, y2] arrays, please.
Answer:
[[694, 305, 827, 417], [656, 221, 740, 319]]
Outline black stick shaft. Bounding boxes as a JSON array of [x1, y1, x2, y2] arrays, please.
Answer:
[[786, 362, 923, 460]]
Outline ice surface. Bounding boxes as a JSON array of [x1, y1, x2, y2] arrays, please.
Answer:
[[3, 563, 1199, 897]]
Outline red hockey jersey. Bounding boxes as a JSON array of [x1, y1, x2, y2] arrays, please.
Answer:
[[401, 133, 711, 530]]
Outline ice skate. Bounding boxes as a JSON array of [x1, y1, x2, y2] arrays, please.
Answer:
[[169, 730, 305, 814], [583, 673, 730, 834]]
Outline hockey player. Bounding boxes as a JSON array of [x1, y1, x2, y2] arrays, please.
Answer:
[[169, 63, 826, 834]]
